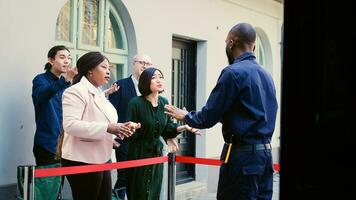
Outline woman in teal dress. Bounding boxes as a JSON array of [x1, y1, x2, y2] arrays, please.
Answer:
[[126, 67, 199, 200]]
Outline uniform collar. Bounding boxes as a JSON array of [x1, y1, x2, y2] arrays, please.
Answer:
[[233, 52, 256, 64]]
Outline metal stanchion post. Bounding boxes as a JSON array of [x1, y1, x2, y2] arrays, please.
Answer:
[[23, 165, 35, 200], [168, 152, 176, 200]]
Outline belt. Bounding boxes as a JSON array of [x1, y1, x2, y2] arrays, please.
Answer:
[[233, 143, 272, 151]]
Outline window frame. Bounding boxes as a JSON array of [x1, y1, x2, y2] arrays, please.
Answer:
[[55, 0, 77, 49], [55, 0, 129, 84], [77, 0, 104, 51], [255, 35, 266, 67], [103, 2, 128, 55]]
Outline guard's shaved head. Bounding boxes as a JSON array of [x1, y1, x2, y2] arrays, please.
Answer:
[[228, 23, 256, 49], [225, 23, 256, 64]]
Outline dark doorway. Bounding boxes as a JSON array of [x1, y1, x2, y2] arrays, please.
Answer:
[[171, 37, 197, 184]]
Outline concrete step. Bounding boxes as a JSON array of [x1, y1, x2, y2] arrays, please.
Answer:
[[190, 192, 216, 200], [175, 181, 207, 200]]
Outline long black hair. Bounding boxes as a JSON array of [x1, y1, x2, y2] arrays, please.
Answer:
[[44, 45, 70, 70], [72, 52, 108, 85], [138, 67, 164, 96]]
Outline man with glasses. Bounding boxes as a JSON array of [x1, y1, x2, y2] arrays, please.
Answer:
[[108, 54, 152, 199]]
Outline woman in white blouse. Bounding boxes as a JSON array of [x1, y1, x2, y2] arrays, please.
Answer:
[[61, 51, 139, 200]]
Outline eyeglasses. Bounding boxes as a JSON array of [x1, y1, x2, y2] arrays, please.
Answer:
[[134, 60, 152, 66]]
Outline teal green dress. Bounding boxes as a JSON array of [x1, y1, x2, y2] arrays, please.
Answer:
[[126, 96, 179, 200]]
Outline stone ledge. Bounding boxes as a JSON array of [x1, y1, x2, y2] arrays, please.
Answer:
[[175, 181, 207, 200]]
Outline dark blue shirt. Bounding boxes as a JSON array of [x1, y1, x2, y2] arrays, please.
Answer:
[[32, 70, 71, 154], [184, 52, 278, 145], [109, 76, 137, 123], [108, 76, 137, 145]]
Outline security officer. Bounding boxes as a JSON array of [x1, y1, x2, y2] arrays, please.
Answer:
[[165, 22, 278, 200]]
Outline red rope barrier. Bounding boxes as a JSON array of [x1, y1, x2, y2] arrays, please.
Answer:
[[35, 156, 168, 178], [34, 155, 280, 178], [176, 155, 222, 166], [176, 156, 280, 172], [274, 163, 280, 172]]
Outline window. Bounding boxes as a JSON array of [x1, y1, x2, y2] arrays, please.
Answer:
[[255, 35, 266, 67], [80, 0, 100, 46], [56, 1, 72, 42], [55, 0, 128, 89], [254, 28, 273, 74]]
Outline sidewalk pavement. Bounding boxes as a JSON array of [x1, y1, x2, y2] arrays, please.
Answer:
[[61, 172, 280, 200]]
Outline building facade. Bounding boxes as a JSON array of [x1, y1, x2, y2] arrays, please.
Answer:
[[0, 0, 283, 197]]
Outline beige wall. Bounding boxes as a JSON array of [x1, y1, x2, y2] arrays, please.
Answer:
[[122, 0, 283, 158], [0, 0, 282, 186], [0, 0, 68, 185]]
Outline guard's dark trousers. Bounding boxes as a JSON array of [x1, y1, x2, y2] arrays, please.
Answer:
[[217, 148, 274, 200]]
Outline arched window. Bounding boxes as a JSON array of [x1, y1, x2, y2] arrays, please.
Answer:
[[255, 35, 266, 67], [55, 0, 128, 89], [254, 28, 273, 74]]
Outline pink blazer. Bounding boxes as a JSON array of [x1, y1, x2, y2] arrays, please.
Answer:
[[61, 77, 118, 164]]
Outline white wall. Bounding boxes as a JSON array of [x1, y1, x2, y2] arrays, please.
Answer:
[[122, 0, 283, 157], [0, 0, 282, 186], [0, 0, 69, 185]]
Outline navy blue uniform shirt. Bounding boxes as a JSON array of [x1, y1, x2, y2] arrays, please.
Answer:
[[184, 52, 278, 145], [32, 70, 71, 154]]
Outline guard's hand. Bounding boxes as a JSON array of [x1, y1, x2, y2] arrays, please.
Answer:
[[164, 105, 188, 121]]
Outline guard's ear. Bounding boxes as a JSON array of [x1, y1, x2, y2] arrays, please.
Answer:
[[229, 39, 235, 49]]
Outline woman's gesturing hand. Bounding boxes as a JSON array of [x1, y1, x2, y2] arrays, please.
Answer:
[[107, 122, 141, 138], [166, 138, 179, 152], [104, 83, 119, 97], [185, 124, 201, 136]]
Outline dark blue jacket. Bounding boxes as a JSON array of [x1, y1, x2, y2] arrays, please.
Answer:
[[32, 70, 71, 154], [184, 52, 278, 145], [108, 76, 137, 144]]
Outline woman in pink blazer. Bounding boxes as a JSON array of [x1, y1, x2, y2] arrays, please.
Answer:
[[61, 51, 139, 200]]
